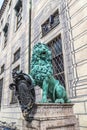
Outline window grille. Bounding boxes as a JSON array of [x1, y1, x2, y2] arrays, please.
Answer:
[[13, 48, 20, 63], [48, 35, 65, 87], [42, 10, 60, 37]]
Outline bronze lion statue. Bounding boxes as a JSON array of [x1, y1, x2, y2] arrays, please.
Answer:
[[30, 43, 70, 103]]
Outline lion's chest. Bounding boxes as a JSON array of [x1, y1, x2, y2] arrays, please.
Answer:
[[31, 65, 50, 78], [31, 64, 53, 86]]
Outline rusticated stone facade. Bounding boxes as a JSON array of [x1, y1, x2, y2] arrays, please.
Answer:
[[31, 0, 87, 130], [0, 0, 30, 129], [0, 0, 87, 130]]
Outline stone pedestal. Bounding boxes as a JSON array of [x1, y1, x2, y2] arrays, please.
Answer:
[[23, 103, 79, 130]]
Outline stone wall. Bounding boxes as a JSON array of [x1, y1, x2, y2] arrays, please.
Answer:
[[0, 0, 87, 130], [0, 0, 30, 129], [67, 0, 87, 129], [31, 0, 87, 129]]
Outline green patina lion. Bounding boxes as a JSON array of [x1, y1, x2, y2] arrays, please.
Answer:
[[30, 43, 70, 103]]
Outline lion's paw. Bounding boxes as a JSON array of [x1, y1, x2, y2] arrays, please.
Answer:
[[55, 98, 64, 103], [40, 99, 49, 103]]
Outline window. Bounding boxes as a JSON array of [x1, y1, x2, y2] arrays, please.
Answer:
[[13, 65, 20, 72], [41, 10, 60, 37], [13, 48, 20, 63], [1, 64, 5, 74], [48, 35, 65, 87], [0, 79, 3, 108], [10, 90, 18, 104], [15, 0, 22, 30], [3, 23, 9, 47], [1, 19, 3, 25], [7, 15, 10, 23], [10, 65, 20, 104]]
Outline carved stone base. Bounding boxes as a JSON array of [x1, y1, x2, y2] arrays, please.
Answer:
[[22, 103, 79, 130]]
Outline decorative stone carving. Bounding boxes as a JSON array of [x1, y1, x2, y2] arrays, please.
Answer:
[[9, 71, 36, 121]]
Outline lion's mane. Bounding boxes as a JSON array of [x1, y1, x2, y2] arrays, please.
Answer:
[[30, 43, 53, 87]]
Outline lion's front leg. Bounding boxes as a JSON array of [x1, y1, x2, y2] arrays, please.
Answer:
[[41, 78, 49, 103]]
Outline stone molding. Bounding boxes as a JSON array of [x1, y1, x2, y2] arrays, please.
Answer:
[[22, 103, 79, 130]]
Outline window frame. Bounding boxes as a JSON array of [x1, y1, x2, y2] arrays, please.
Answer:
[[10, 65, 20, 104], [48, 34, 66, 87], [14, 0, 22, 31], [3, 23, 9, 48], [13, 48, 20, 63], [41, 9, 60, 37], [13, 65, 20, 72], [1, 64, 5, 74]]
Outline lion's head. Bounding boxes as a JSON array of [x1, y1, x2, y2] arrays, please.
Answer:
[[30, 43, 53, 87]]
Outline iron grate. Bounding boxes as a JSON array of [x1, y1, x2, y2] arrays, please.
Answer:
[[48, 35, 65, 87]]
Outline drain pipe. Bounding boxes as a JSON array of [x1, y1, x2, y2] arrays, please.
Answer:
[[28, 0, 32, 73]]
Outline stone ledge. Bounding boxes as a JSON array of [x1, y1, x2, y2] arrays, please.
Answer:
[[22, 103, 79, 130], [29, 103, 74, 119]]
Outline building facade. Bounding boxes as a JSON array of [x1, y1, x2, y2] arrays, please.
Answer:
[[0, 0, 30, 129], [31, 0, 87, 130], [0, 0, 87, 130]]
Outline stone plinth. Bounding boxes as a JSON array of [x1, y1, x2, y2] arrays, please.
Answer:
[[22, 103, 79, 130]]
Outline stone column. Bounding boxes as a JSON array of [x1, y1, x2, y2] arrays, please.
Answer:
[[23, 103, 79, 130]]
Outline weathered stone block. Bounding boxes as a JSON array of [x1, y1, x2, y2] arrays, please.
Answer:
[[73, 102, 85, 114], [22, 103, 79, 130], [79, 114, 87, 127]]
